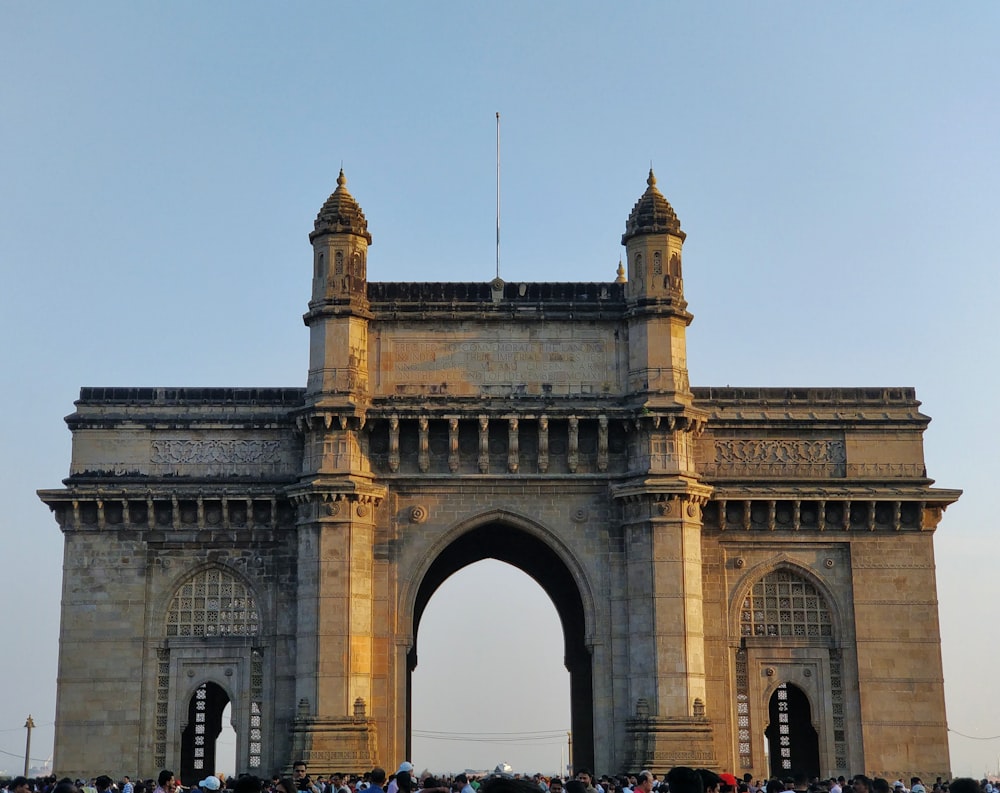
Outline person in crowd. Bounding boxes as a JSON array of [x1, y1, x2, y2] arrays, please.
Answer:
[[696, 771, 720, 793], [154, 772, 175, 793], [388, 766, 414, 793], [367, 770, 387, 793], [292, 764, 319, 793], [574, 773, 596, 793], [634, 773, 653, 793], [233, 777, 262, 793], [199, 779, 221, 793], [666, 768, 703, 793]]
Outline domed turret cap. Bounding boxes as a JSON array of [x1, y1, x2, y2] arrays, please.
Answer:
[[311, 169, 372, 243], [622, 169, 685, 244]]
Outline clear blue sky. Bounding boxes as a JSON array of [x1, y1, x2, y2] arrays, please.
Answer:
[[1, 1, 998, 777]]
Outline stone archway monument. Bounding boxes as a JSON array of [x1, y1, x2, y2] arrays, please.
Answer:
[[41, 169, 959, 779], [287, 168, 714, 774]]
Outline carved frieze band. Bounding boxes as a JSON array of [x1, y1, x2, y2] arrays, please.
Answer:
[[151, 439, 282, 465], [704, 439, 846, 477], [716, 439, 846, 464]]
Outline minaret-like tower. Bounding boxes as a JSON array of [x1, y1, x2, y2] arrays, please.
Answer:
[[622, 168, 694, 409], [289, 170, 383, 771], [304, 169, 373, 406], [616, 170, 717, 769]]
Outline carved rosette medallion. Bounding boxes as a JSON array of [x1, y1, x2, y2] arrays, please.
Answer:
[[409, 505, 428, 524]]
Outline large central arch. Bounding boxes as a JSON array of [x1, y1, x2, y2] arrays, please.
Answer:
[[405, 513, 596, 772]]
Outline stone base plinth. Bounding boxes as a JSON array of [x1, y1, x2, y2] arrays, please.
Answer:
[[625, 717, 717, 773], [289, 716, 378, 775]]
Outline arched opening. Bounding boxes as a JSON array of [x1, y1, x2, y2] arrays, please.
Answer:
[[181, 682, 231, 784], [765, 683, 819, 780], [409, 522, 593, 773], [215, 702, 237, 777]]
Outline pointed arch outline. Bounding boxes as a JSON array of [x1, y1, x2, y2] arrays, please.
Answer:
[[157, 560, 268, 640], [398, 507, 599, 650], [176, 676, 237, 733], [728, 554, 844, 644], [759, 673, 821, 724]]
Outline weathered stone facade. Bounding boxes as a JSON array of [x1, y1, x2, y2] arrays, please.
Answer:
[[40, 170, 960, 781]]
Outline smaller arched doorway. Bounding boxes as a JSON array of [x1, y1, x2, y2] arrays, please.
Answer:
[[765, 682, 819, 779], [181, 681, 232, 784]]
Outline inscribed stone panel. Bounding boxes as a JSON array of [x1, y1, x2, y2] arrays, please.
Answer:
[[373, 324, 620, 396]]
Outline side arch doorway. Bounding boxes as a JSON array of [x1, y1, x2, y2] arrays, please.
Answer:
[[407, 521, 595, 772], [765, 682, 819, 779], [181, 682, 231, 784]]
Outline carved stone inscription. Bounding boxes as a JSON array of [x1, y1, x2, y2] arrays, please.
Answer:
[[377, 329, 616, 394]]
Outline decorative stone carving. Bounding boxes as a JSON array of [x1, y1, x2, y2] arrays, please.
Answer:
[[448, 418, 459, 473], [409, 505, 427, 524], [418, 416, 429, 473], [478, 415, 489, 473], [151, 439, 280, 467], [388, 415, 400, 472], [598, 415, 609, 472], [538, 416, 549, 473], [706, 439, 847, 477], [568, 416, 579, 473], [508, 417, 519, 473]]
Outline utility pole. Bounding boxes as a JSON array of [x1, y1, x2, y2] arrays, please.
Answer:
[[24, 714, 35, 776], [567, 730, 573, 777]]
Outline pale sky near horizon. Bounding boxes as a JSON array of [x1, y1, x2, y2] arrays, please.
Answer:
[[2, 1, 999, 779]]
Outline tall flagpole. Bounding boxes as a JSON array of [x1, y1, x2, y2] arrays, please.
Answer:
[[496, 111, 501, 279]]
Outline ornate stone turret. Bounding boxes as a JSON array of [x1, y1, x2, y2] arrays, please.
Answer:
[[616, 170, 715, 770], [622, 168, 687, 308], [291, 170, 383, 772], [621, 169, 697, 412], [303, 169, 372, 404], [309, 169, 372, 304]]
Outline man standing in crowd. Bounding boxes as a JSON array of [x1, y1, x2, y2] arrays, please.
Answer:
[[330, 775, 350, 793], [367, 770, 387, 793], [634, 772, 653, 793], [292, 762, 321, 793], [154, 771, 175, 793], [388, 764, 413, 793], [574, 772, 597, 793]]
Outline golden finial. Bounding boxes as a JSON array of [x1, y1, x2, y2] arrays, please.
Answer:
[[615, 257, 626, 283]]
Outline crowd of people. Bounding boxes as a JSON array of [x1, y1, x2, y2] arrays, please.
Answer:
[[3, 762, 997, 793]]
